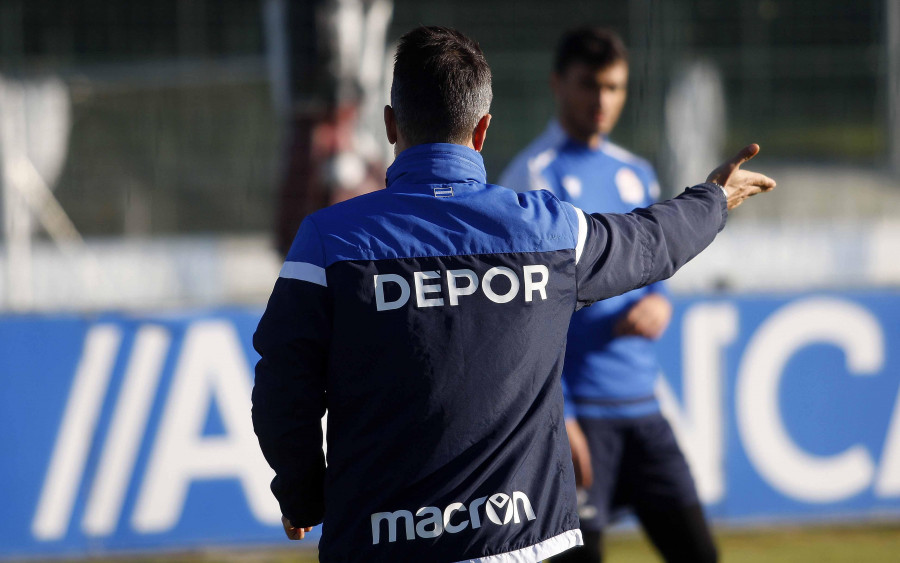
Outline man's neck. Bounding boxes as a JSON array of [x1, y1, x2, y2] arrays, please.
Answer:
[[394, 140, 475, 158], [558, 119, 603, 149]]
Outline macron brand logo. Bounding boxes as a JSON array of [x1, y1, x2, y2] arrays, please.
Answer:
[[371, 491, 536, 545], [374, 265, 550, 311]]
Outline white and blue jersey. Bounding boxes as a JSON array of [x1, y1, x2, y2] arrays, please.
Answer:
[[501, 122, 668, 420], [252, 143, 727, 562]]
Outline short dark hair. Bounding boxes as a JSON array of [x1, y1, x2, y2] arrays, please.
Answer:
[[391, 26, 492, 146], [553, 27, 628, 74]]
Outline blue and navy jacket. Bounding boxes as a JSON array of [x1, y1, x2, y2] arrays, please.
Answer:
[[252, 143, 727, 562], [502, 121, 670, 419]]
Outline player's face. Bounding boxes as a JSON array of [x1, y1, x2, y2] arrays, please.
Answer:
[[553, 60, 628, 145]]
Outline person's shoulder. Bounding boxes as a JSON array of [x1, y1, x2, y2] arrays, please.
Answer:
[[601, 141, 660, 199], [513, 186, 581, 230], [514, 185, 560, 205], [500, 122, 567, 191], [308, 188, 389, 228], [296, 189, 405, 266], [601, 141, 654, 174]]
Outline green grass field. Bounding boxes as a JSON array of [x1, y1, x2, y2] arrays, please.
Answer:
[[47, 523, 899, 563], [605, 523, 900, 563]]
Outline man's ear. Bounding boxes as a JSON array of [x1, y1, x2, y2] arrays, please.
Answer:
[[384, 105, 398, 145], [472, 114, 492, 152]]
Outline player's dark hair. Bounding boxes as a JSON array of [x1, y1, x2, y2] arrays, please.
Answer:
[[554, 27, 628, 74], [391, 26, 492, 146]]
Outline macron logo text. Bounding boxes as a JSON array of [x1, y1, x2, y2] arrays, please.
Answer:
[[371, 491, 536, 545]]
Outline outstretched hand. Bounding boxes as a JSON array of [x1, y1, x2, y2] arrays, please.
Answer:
[[706, 144, 776, 210]]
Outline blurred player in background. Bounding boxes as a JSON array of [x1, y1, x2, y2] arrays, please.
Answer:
[[501, 27, 718, 563]]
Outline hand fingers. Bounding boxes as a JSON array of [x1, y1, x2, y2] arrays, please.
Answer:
[[719, 144, 760, 181], [617, 299, 670, 339], [732, 143, 760, 168], [617, 304, 646, 335], [707, 144, 762, 185], [282, 516, 311, 541], [616, 314, 654, 338], [632, 317, 662, 339], [287, 527, 313, 540], [744, 170, 776, 190], [729, 171, 777, 201]]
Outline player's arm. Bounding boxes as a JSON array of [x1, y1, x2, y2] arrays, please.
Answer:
[[252, 218, 331, 534], [559, 374, 592, 488], [574, 145, 774, 307]]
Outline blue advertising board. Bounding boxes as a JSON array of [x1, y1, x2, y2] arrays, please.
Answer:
[[1, 292, 900, 558], [654, 292, 900, 522], [0, 309, 293, 558]]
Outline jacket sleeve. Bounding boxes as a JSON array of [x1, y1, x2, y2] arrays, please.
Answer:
[[252, 217, 331, 528], [643, 167, 669, 297], [570, 183, 727, 309]]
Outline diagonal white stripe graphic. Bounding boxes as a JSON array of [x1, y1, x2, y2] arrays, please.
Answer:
[[82, 326, 171, 536], [32, 325, 122, 540]]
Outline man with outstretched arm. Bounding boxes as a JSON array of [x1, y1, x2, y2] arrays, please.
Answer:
[[252, 25, 774, 563]]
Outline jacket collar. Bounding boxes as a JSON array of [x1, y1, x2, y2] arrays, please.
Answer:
[[385, 143, 487, 193]]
